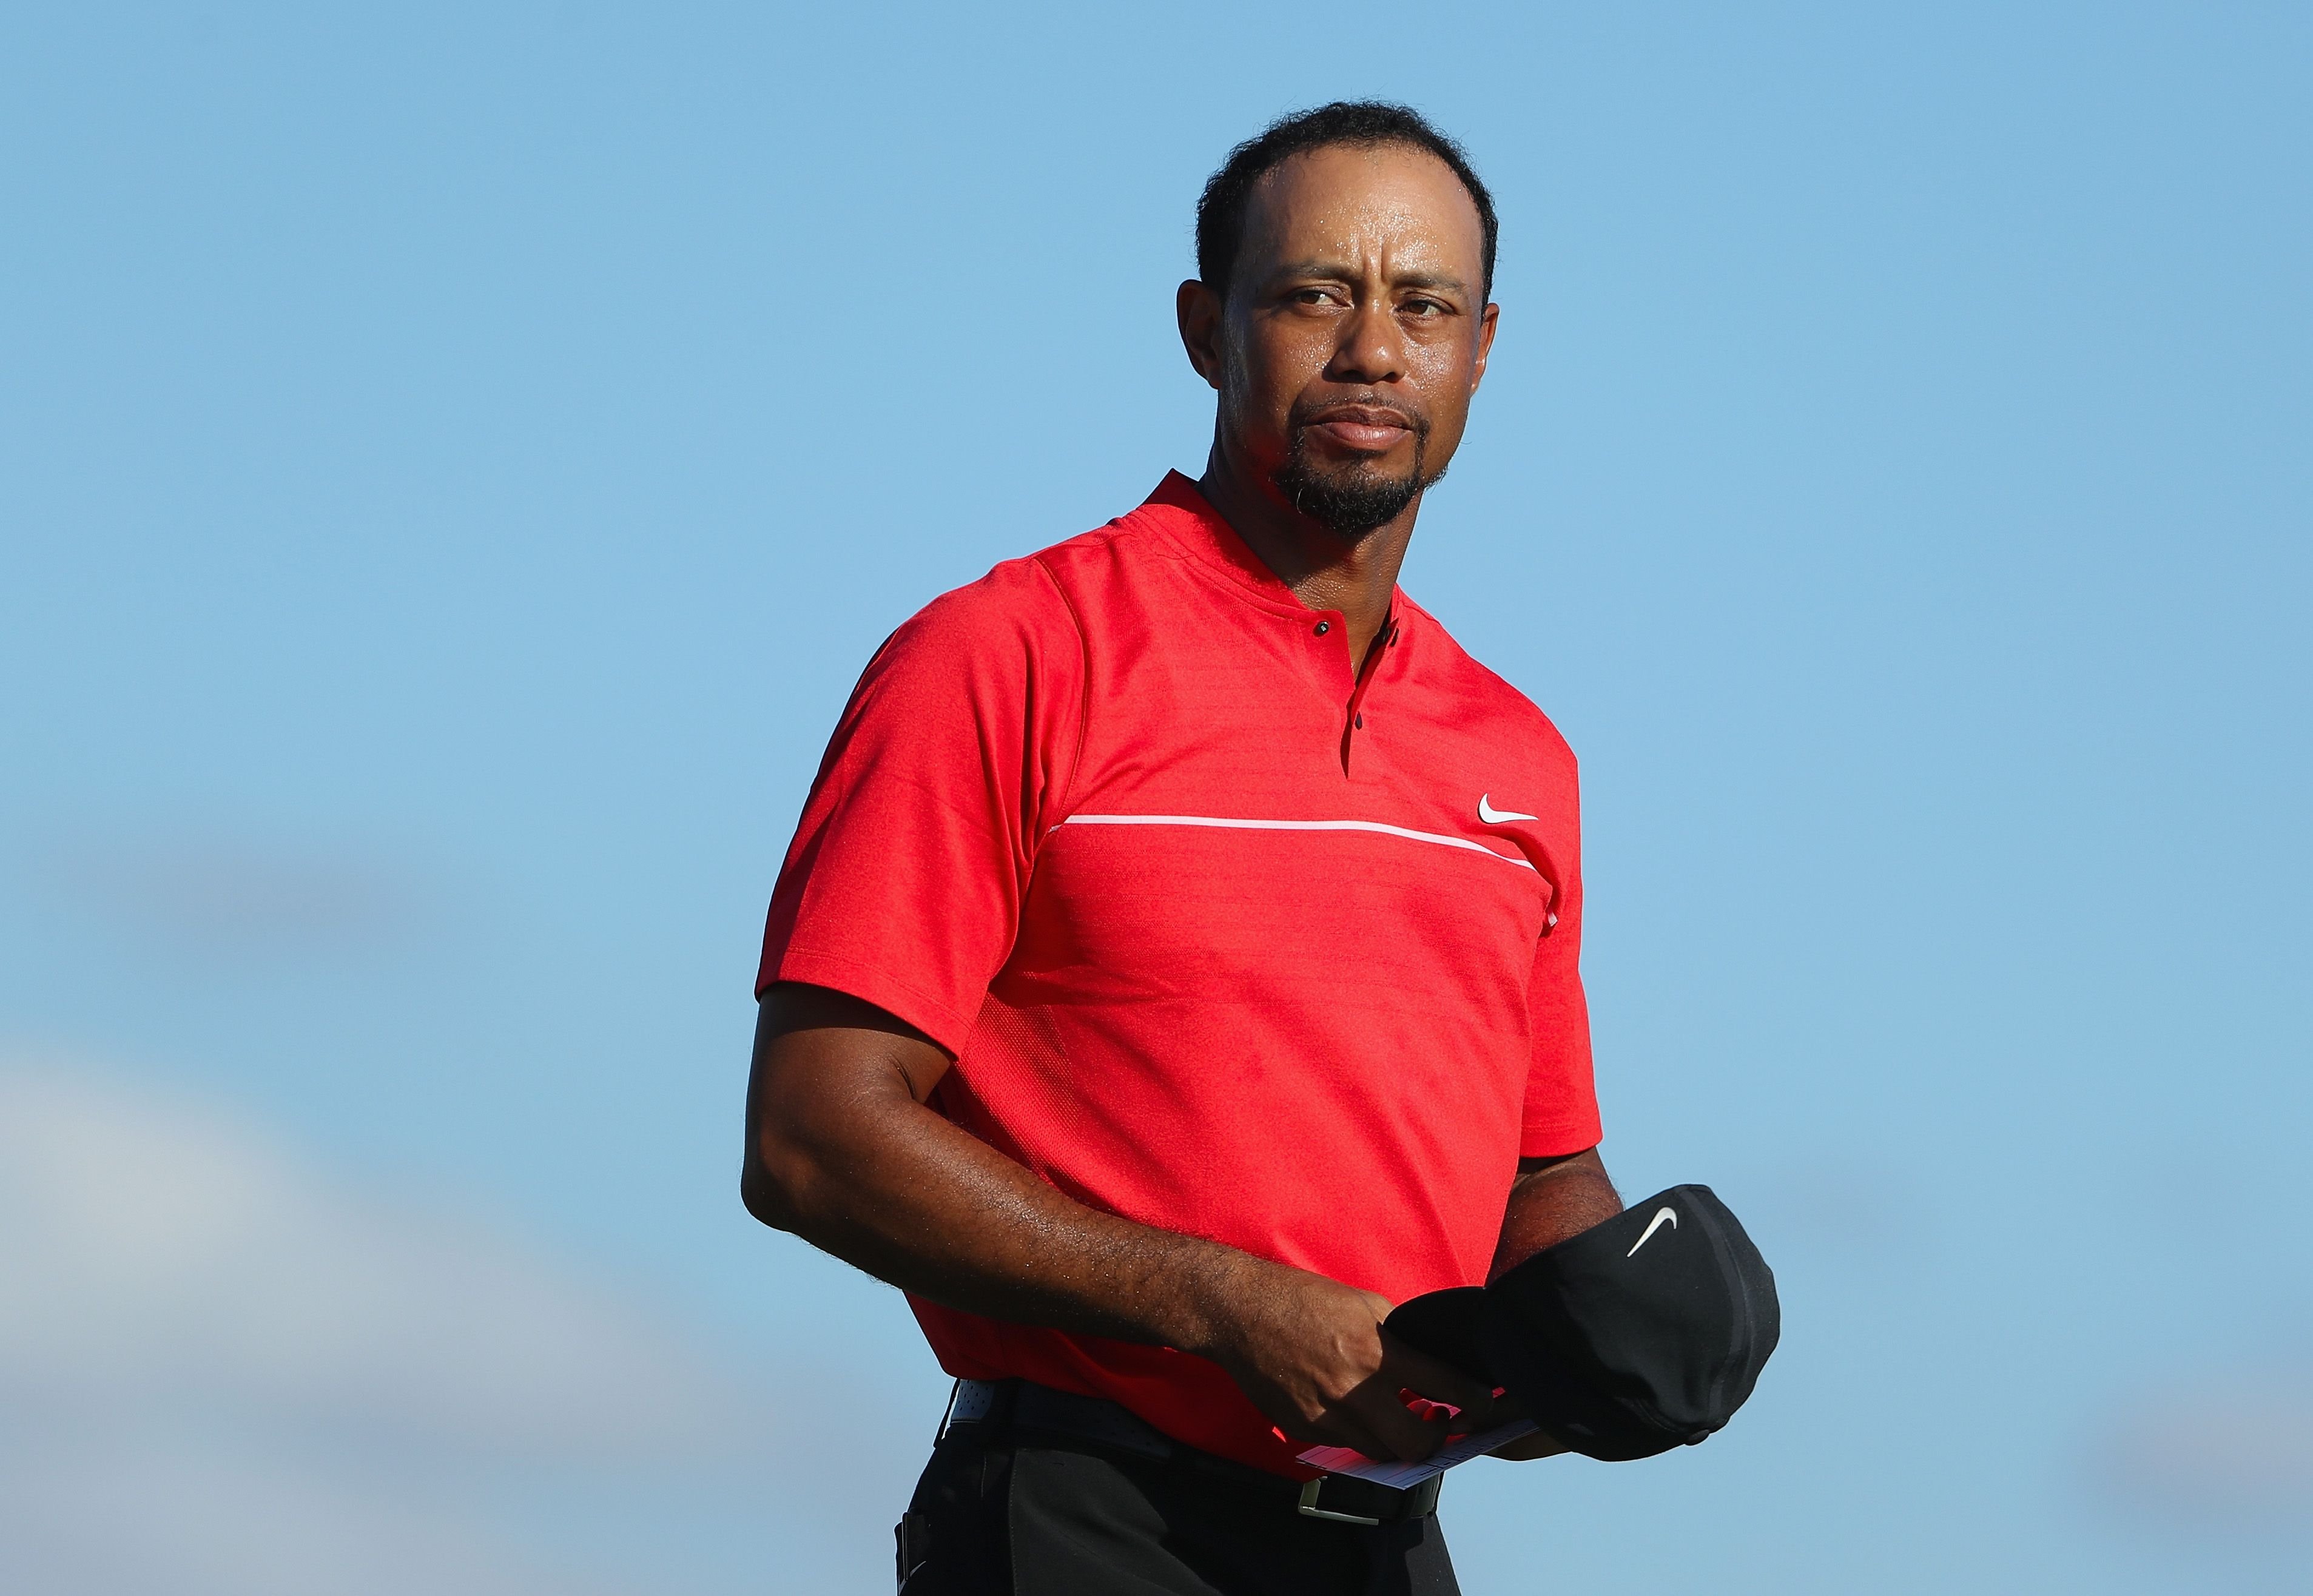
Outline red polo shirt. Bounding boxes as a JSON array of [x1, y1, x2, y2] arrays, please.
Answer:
[[757, 473, 1600, 1475]]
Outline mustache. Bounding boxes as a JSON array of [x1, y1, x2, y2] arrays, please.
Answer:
[[1286, 396, 1431, 440]]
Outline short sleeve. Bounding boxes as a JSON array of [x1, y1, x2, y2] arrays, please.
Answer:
[[755, 558, 1085, 1054], [1520, 805, 1603, 1158]]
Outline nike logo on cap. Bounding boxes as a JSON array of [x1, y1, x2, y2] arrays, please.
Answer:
[[1477, 795, 1537, 824], [1626, 1207, 1678, 1257]]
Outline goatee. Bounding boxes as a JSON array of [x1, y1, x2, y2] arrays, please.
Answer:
[[1272, 427, 1446, 541]]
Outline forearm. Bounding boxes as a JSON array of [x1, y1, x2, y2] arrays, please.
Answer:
[[757, 1080, 1262, 1357], [1490, 1148, 1621, 1281]]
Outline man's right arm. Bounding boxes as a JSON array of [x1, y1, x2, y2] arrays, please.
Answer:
[[741, 981, 1504, 1464]]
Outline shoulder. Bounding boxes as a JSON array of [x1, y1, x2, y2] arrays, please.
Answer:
[[883, 508, 1183, 665], [874, 544, 1088, 677], [1023, 508, 1183, 605], [1398, 593, 1579, 777], [897, 491, 1186, 632]]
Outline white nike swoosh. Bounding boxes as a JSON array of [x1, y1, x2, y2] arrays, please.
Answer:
[[1626, 1207, 1678, 1257], [1477, 794, 1538, 824]]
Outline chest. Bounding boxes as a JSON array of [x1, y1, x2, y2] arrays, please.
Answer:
[[1000, 611, 1568, 1023]]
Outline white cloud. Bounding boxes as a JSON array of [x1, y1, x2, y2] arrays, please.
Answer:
[[0, 1051, 913, 1594], [0, 1059, 732, 1455]]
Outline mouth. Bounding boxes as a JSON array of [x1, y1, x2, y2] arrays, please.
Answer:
[[1300, 404, 1419, 454]]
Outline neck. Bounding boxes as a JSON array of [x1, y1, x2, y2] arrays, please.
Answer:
[[1196, 438, 1416, 673]]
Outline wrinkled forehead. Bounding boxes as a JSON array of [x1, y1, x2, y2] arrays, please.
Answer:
[[1237, 143, 1486, 289]]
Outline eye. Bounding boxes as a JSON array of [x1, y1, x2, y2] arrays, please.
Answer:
[[1402, 297, 1449, 317], [1291, 287, 1341, 306]]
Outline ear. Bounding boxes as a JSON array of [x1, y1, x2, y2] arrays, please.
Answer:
[[1470, 300, 1500, 396], [1176, 279, 1225, 392]]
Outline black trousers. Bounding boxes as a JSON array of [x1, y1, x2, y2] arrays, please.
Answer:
[[897, 1429, 1462, 1596]]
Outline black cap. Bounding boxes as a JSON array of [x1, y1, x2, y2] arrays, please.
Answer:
[[1386, 1184, 1779, 1462]]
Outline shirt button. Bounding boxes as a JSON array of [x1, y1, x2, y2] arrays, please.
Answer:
[[1314, 621, 1330, 635], [1355, 713, 1364, 729]]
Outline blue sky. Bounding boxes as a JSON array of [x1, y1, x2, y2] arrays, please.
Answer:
[[2, 3, 2308, 1591]]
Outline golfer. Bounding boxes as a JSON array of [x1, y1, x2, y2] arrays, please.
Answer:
[[744, 101, 1621, 1595]]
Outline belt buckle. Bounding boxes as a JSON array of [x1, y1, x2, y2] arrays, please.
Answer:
[[1296, 1476, 1384, 1527]]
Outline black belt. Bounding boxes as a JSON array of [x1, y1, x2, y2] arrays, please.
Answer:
[[937, 1377, 1444, 1527]]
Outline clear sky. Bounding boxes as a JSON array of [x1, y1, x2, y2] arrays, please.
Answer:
[[3, 4, 2308, 1592]]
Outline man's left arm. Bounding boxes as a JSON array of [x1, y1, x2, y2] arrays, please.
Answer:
[[1492, 1148, 1621, 1279], [1485, 1147, 1623, 1460]]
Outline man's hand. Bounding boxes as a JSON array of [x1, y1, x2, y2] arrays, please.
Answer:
[[1191, 1260, 1514, 1464]]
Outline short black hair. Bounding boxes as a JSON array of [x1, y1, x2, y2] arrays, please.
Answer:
[[1195, 101, 1498, 304]]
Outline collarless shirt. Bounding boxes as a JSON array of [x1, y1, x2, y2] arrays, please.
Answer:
[[758, 473, 1600, 1475]]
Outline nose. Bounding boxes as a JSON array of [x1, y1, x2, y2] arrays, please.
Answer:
[[1324, 297, 1406, 387]]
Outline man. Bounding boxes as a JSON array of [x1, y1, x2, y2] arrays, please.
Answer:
[[743, 102, 1621, 1594]]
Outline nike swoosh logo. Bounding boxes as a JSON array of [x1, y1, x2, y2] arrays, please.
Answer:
[[1626, 1207, 1678, 1257], [1477, 794, 1538, 824]]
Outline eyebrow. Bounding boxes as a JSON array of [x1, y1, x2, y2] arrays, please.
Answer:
[[1269, 260, 1471, 297]]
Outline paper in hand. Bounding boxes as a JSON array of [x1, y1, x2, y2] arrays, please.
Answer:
[[1296, 1419, 1538, 1490]]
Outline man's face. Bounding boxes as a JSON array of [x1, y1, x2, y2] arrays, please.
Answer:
[[1188, 142, 1497, 539]]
